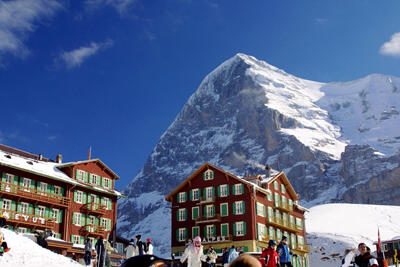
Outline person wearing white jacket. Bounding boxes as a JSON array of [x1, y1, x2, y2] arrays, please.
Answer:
[[180, 236, 206, 267], [341, 248, 356, 267], [124, 239, 137, 259], [145, 238, 153, 255]]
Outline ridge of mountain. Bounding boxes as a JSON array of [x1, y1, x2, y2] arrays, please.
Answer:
[[117, 53, 400, 257]]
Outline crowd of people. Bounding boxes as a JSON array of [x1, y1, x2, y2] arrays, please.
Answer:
[[123, 234, 154, 259]]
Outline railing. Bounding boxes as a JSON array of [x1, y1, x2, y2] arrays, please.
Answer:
[[200, 195, 215, 203], [0, 209, 55, 229], [267, 216, 301, 233], [80, 224, 106, 236], [0, 181, 70, 207], [195, 214, 221, 224], [295, 244, 310, 252], [276, 202, 293, 212], [82, 203, 106, 215]]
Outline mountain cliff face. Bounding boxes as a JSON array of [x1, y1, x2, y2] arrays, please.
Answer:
[[117, 54, 400, 256]]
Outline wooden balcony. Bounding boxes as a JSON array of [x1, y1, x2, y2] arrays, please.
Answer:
[[81, 203, 106, 215], [294, 244, 310, 253], [195, 214, 221, 224], [275, 202, 293, 212], [1, 209, 55, 230], [0, 181, 70, 208], [79, 224, 106, 237], [267, 216, 301, 233], [200, 195, 215, 203]]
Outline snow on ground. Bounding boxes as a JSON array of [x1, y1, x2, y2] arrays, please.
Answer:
[[0, 228, 82, 267], [306, 203, 400, 267]]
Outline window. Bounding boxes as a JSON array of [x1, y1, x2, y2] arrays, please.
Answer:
[[74, 213, 83, 226], [192, 227, 199, 238], [17, 227, 28, 234], [203, 169, 214, 180], [297, 235, 304, 245], [37, 206, 45, 217], [206, 225, 215, 238], [296, 218, 303, 230], [219, 184, 228, 197], [39, 182, 47, 195], [290, 234, 296, 249], [281, 196, 287, 208], [266, 191, 272, 201], [234, 184, 243, 195], [5, 173, 14, 184], [51, 209, 59, 222], [205, 187, 214, 201], [269, 226, 275, 239], [2, 199, 11, 210], [91, 174, 99, 185], [257, 223, 266, 240], [104, 178, 111, 188], [276, 229, 282, 240], [178, 208, 187, 221], [273, 181, 279, 190], [192, 207, 199, 220], [21, 202, 29, 214], [178, 228, 187, 242], [54, 186, 62, 195], [288, 199, 293, 210], [87, 216, 96, 232], [103, 197, 110, 210], [290, 215, 295, 227], [22, 178, 31, 189], [100, 218, 107, 229], [274, 192, 280, 207], [178, 192, 187, 203], [72, 235, 81, 245], [205, 205, 214, 218], [191, 189, 200, 201], [235, 222, 245, 236], [76, 170, 85, 182], [275, 210, 281, 223], [220, 203, 228, 217], [76, 191, 83, 204], [256, 202, 265, 217], [282, 213, 288, 226], [267, 207, 274, 222], [234, 201, 244, 215], [88, 194, 96, 204], [281, 184, 286, 194], [221, 223, 229, 237]]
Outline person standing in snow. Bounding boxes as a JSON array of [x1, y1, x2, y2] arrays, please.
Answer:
[[180, 236, 206, 267], [341, 248, 356, 267], [228, 245, 239, 264], [260, 240, 280, 267], [84, 238, 92, 266], [135, 235, 145, 255], [0, 214, 7, 228], [124, 239, 136, 258], [354, 243, 378, 267], [206, 246, 217, 267], [222, 247, 230, 267], [0, 231, 10, 256], [95, 236, 105, 267], [277, 236, 292, 267], [104, 239, 115, 267], [145, 238, 153, 255]]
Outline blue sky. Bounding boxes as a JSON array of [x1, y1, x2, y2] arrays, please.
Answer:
[[1, 0, 400, 190]]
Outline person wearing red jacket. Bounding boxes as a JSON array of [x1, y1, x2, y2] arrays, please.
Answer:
[[260, 240, 280, 267]]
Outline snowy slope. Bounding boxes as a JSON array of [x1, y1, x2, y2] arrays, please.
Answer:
[[306, 203, 400, 267], [0, 229, 82, 267]]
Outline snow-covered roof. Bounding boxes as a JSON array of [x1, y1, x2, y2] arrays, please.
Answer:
[[57, 159, 119, 180], [0, 148, 123, 197]]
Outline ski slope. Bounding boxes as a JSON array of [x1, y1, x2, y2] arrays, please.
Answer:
[[0, 229, 82, 267], [306, 203, 400, 267]]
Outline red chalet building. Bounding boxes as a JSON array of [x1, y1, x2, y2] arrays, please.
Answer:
[[0, 144, 124, 261], [166, 163, 310, 267]]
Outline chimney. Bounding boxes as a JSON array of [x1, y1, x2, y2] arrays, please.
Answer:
[[56, 154, 62, 164], [38, 154, 43, 160], [265, 164, 271, 176]]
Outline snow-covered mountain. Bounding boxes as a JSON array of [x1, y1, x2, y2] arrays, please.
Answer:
[[307, 203, 400, 267], [117, 53, 400, 257]]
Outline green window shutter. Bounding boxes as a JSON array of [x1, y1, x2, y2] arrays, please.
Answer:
[[189, 190, 192, 201], [176, 210, 179, 221], [75, 169, 79, 179], [89, 174, 93, 184], [233, 223, 236, 236], [95, 217, 99, 226], [1, 172, 5, 181], [203, 226, 207, 237], [211, 171, 214, 179], [193, 207, 198, 219], [108, 199, 112, 210], [241, 184, 244, 194], [109, 179, 112, 190], [211, 187, 215, 197], [86, 215, 90, 225], [263, 206, 266, 217], [193, 227, 199, 238], [176, 194, 179, 202], [202, 172, 206, 180], [13, 176, 18, 186], [217, 186, 220, 197], [213, 225, 216, 236], [203, 188, 206, 198], [107, 219, 111, 231], [96, 196, 100, 204], [101, 177, 105, 187], [11, 201, 16, 211], [30, 180, 35, 190], [48, 184, 54, 194], [184, 209, 187, 220], [37, 181, 41, 191], [243, 222, 247, 235], [221, 204, 227, 216], [226, 185, 230, 196], [72, 212, 76, 225], [45, 207, 50, 218], [203, 206, 207, 217], [183, 192, 187, 202], [34, 206, 39, 215], [80, 236, 84, 245], [73, 191, 77, 202], [221, 224, 228, 236], [242, 202, 245, 213], [175, 229, 179, 241], [58, 210, 63, 223], [83, 192, 87, 204], [232, 202, 236, 215], [0, 199, 3, 210], [81, 214, 86, 226], [84, 172, 88, 183], [60, 187, 64, 196], [71, 235, 74, 243], [212, 205, 215, 216], [17, 202, 21, 212], [19, 178, 24, 186], [28, 204, 33, 214], [232, 185, 236, 195]]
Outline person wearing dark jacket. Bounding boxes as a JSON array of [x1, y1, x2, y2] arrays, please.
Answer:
[[277, 236, 291, 267], [84, 238, 92, 266], [222, 247, 229, 267], [95, 236, 105, 267], [354, 243, 378, 267], [136, 235, 145, 256]]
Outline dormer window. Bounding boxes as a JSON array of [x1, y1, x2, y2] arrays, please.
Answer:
[[203, 169, 214, 180], [76, 170, 85, 182]]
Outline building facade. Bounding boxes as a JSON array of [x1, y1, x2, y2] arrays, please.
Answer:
[[0, 144, 123, 260], [166, 163, 310, 267]]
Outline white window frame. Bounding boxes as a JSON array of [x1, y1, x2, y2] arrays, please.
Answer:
[[77, 170, 85, 182], [100, 218, 107, 228], [205, 187, 213, 201], [220, 184, 228, 197], [17, 227, 27, 233], [256, 202, 265, 217], [76, 191, 83, 204], [51, 208, 59, 222], [103, 197, 110, 209], [192, 207, 199, 220], [220, 223, 229, 237], [204, 169, 214, 180], [206, 205, 214, 218], [37, 205, 45, 217], [104, 178, 111, 188], [220, 203, 228, 217], [75, 213, 82, 226], [2, 199, 11, 210], [54, 186, 61, 195], [235, 201, 244, 215], [281, 184, 286, 194], [296, 218, 303, 230], [91, 174, 99, 185], [257, 223, 266, 240], [178, 192, 186, 203], [87, 216, 96, 232], [192, 189, 200, 201], [39, 182, 47, 195], [5, 173, 14, 184], [236, 222, 244, 236], [21, 202, 29, 214], [22, 178, 31, 190], [178, 208, 186, 221], [206, 224, 214, 238], [178, 228, 186, 242], [72, 235, 81, 245], [88, 194, 96, 204], [234, 184, 242, 195]]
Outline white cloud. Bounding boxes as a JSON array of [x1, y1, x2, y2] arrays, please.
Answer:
[[85, 0, 136, 15], [60, 39, 113, 69], [380, 32, 400, 57], [0, 0, 62, 63]]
